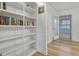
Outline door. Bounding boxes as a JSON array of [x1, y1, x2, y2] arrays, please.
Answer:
[[59, 15, 71, 40]]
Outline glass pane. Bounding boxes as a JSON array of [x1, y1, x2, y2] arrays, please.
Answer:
[[59, 15, 71, 39]]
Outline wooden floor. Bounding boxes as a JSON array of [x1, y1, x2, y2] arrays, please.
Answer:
[[48, 39, 79, 56], [32, 52, 45, 56]]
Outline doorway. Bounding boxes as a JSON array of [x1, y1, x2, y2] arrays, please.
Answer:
[[59, 15, 71, 40]]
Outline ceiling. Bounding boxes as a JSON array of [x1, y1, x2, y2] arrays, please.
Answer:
[[48, 2, 79, 11]]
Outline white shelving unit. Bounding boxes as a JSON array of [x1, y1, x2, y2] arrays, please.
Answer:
[[0, 2, 37, 56]]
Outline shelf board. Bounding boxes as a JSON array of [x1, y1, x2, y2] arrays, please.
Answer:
[[24, 33, 36, 37], [0, 9, 23, 17], [6, 40, 36, 56], [24, 26, 37, 28], [0, 9, 36, 19], [0, 33, 36, 42], [16, 46, 36, 56], [0, 25, 23, 27], [3, 40, 36, 56], [0, 25, 37, 28]]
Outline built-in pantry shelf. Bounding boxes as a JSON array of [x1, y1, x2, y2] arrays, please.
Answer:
[[0, 2, 37, 56], [2, 40, 36, 56]]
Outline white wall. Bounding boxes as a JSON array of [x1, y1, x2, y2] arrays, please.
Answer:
[[57, 8, 79, 42], [36, 3, 56, 54], [53, 16, 59, 40], [46, 3, 56, 43], [36, 6, 47, 54]]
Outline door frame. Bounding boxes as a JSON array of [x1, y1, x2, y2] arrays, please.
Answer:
[[59, 15, 72, 41]]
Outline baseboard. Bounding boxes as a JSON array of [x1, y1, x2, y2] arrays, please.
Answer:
[[54, 36, 59, 40], [48, 39, 53, 44], [31, 50, 46, 56], [29, 50, 37, 56], [70, 40, 79, 43], [38, 51, 46, 56]]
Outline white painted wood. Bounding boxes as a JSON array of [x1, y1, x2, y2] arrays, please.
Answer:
[[0, 2, 37, 56], [36, 4, 47, 53]]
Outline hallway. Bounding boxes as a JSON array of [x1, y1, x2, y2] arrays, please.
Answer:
[[48, 40, 79, 56], [0, 2, 79, 56]]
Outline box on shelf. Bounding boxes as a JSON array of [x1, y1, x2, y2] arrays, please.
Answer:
[[32, 21, 34, 26], [0, 2, 36, 26], [19, 19, 23, 26], [27, 20, 30, 26], [17, 19, 20, 25], [3, 2, 6, 10], [29, 19, 35, 26], [0, 16, 4, 25], [24, 20, 27, 26], [24, 19, 35, 26], [0, 16, 35, 26], [0, 16, 10, 25], [4, 17, 9, 25], [11, 17, 17, 25], [0, 2, 1, 9]]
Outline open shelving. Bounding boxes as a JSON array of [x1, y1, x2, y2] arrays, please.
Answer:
[[0, 2, 37, 28], [0, 2, 37, 56], [2, 40, 36, 56]]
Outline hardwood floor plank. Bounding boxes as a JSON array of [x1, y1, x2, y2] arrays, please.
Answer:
[[57, 40, 79, 46], [50, 41, 79, 51], [32, 52, 45, 56], [48, 40, 79, 56]]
